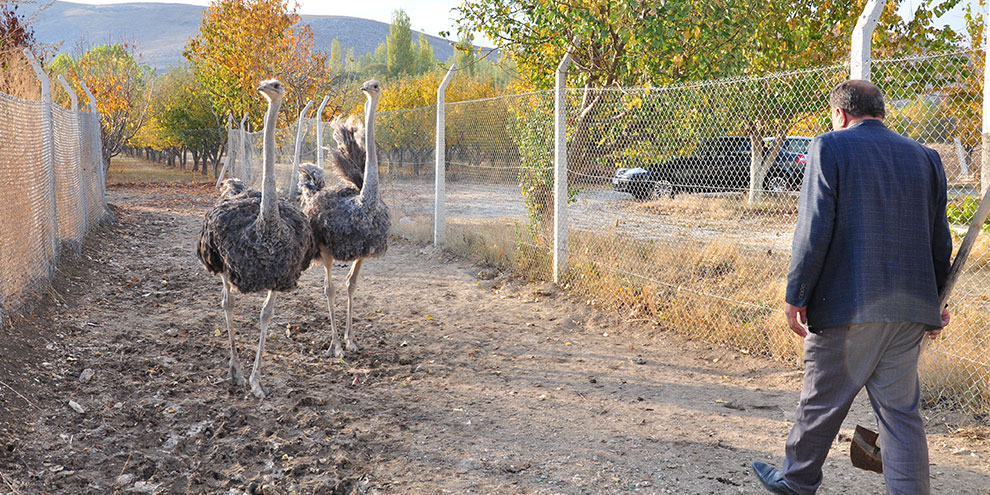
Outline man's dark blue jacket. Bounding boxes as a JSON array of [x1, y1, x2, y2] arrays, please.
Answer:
[[785, 119, 952, 330]]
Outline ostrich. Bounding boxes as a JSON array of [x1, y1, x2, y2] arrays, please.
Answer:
[[298, 79, 390, 357], [197, 79, 316, 398]]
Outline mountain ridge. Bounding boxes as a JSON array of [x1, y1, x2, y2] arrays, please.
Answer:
[[29, 1, 470, 69]]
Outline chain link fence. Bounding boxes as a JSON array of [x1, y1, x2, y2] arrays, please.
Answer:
[[0, 91, 106, 323], [222, 49, 989, 414]]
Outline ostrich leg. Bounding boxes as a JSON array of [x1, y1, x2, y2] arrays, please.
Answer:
[[220, 274, 245, 386], [248, 290, 276, 399], [344, 259, 364, 352], [323, 253, 344, 358]]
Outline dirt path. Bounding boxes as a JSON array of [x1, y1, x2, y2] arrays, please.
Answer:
[[1, 184, 988, 495]]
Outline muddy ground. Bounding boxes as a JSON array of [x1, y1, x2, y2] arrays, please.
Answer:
[[0, 183, 988, 495]]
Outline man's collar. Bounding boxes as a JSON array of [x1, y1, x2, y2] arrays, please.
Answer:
[[847, 118, 885, 130]]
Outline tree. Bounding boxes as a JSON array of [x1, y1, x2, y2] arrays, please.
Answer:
[[386, 9, 415, 78], [416, 34, 436, 74], [458, 0, 964, 202], [1, 0, 46, 99], [50, 43, 151, 172], [184, 0, 337, 129], [152, 66, 226, 175]]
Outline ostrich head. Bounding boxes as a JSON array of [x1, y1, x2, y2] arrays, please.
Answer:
[[257, 79, 285, 102], [361, 79, 382, 100]]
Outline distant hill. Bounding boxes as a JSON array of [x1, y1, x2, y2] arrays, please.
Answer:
[[29, 1, 470, 69]]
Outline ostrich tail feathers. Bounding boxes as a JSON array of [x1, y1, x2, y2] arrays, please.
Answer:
[[297, 163, 326, 199], [329, 116, 365, 189]]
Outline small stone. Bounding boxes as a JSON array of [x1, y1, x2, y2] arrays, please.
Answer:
[[477, 268, 498, 280], [128, 481, 161, 493], [79, 368, 95, 383], [116, 474, 134, 486], [68, 400, 86, 414]]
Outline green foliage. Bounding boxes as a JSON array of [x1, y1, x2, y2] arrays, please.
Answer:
[[947, 197, 990, 230], [508, 96, 577, 240], [50, 43, 151, 168], [386, 9, 415, 77]]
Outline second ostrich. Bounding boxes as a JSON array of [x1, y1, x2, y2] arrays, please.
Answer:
[[298, 79, 390, 357], [197, 79, 316, 398]]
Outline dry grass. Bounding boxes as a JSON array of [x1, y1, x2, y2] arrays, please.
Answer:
[[632, 191, 800, 222], [106, 156, 213, 185], [419, 215, 990, 414]]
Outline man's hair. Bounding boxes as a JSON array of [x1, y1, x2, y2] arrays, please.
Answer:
[[829, 80, 885, 118]]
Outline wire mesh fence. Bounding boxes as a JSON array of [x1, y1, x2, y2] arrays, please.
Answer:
[[0, 91, 106, 323], [221, 49, 989, 414]]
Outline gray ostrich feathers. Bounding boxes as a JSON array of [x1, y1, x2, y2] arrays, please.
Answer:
[[195, 79, 316, 398], [197, 196, 315, 293], [299, 79, 390, 357]]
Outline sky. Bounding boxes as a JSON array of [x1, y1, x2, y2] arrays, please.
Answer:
[[61, 0, 990, 46]]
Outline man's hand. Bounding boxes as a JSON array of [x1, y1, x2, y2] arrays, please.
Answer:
[[785, 303, 809, 338], [927, 307, 949, 340]]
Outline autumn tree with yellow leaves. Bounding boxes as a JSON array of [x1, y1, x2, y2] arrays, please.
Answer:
[[50, 43, 152, 172], [184, 0, 344, 130]]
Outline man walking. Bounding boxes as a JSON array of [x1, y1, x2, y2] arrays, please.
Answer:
[[752, 80, 952, 495]]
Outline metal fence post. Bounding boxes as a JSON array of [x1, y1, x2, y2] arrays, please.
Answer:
[[435, 64, 456, 248], [24, 48, 59, 270], [316, 94, 330, 170], [850, 0, 885, 81], [553, 53, 572, 284], [56, 75, 78, 111]]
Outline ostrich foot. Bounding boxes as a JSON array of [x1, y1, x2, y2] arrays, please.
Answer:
[[248, 373, 266, 399], [229, 359, 245, 387], [345, 340, 360, 353], [326, 342, 344, 359]]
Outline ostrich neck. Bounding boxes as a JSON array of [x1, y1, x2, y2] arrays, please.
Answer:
[[258, 95, 281, 230], [359, 95, 379, 202]]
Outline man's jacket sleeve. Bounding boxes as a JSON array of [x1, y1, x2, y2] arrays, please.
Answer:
[[929, 149, 952, 296], [786, 137, 837, 307]]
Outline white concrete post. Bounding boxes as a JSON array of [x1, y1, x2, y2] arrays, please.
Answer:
[[216, 113, 234, 188], [982, 28, 990, 194], [289, 100, 313, 200], [434, 63, 456, 247], [56, 75, 78, 111], [56, 75, 88, 234], [77, 79, 106, 199], [78, 79, 97, 115], [316, 94, 330, 169], [850, 0, 885, 81], [23, 48, 59, 264], [954, 137, 970, 177], [553, 53, 572, 284], [239, 112, 249, 183]]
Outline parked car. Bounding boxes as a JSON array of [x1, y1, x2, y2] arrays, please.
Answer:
[[612, 136, 811, 200]]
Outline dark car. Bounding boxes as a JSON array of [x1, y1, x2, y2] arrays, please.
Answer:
[[612, 136, 811, 200]]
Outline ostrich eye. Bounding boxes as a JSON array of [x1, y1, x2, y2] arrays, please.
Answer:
[[274, 83, 281, 88]]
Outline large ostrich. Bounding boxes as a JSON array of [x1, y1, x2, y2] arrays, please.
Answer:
[[298, 79, 390, 357], [197, 79, 316, 398]]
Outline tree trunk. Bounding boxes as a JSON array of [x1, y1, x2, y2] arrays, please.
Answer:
[[746, 121, 792, 204]]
